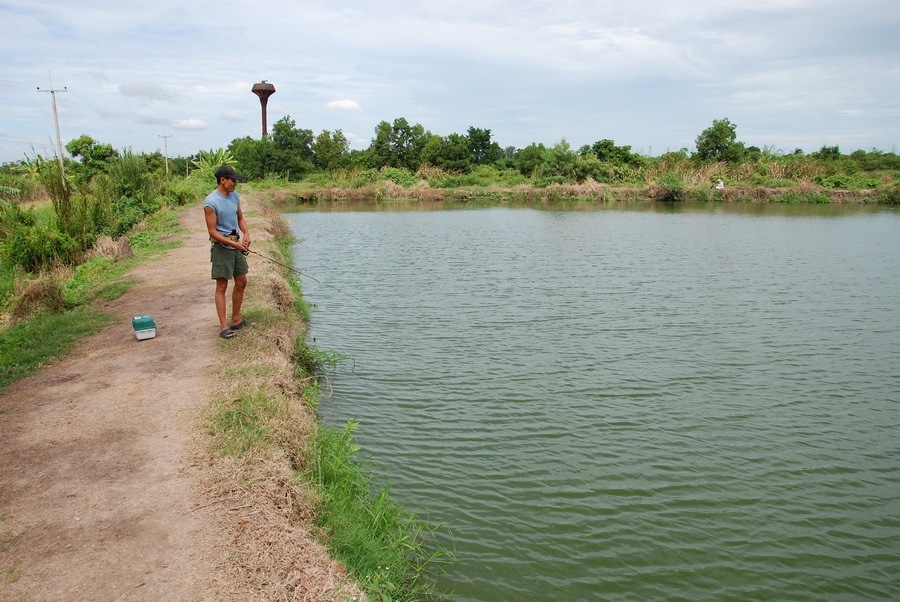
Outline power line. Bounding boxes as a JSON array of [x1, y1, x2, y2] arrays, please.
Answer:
[[68, 88, 140, 137], [0, 133, 50, 145]]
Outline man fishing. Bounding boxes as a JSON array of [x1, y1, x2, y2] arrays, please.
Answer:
[[204, 165, 254, 339]]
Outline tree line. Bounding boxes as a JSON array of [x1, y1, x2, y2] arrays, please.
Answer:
[[3, 116, 899, 191], [225, 115, 900, 183]]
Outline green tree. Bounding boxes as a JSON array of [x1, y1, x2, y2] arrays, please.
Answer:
[[368, 120, 393, 168], [421, 133, 471, 173], [65, 134, 118, 182], [589, 139, 644, 167], [228, 136, 276, 180], [516, 143, 545, 176], [420, 135, 443, 168], [814, 145, 841, 161], [542, 139, 578, 179], [314, 129, 350, 174], [694, 118, 746, 162], [366, 118, 428, 170], [271, 115, 314, 178], [467, 127, 502, 165]]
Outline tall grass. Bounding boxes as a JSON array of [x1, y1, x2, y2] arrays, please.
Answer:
[[305, 415, 453, 601], [0, 261, 15, 308], [260, 195, 455, 598], [275, 292, 454, 599]]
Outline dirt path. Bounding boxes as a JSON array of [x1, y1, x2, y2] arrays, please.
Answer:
[[0, 198, 355, 601]]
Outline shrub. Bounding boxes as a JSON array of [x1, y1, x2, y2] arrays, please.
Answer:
[[347, 169, 380, 188], [815, 173, 879, 189], [2, 221, 80, 272], [533, 175, 570, 187], [377, 167, 418, 187], [652, 172, 686, 202], [164, 176, 208, 206], [876, 186, 900, 204], [429, 173, 482, 188]]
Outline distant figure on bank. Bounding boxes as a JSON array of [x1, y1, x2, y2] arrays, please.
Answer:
[[714, 179, 725, 191], [204, 165, 254, 339]]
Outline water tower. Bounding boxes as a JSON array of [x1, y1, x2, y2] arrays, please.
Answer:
[[251, 80, 276, 137]]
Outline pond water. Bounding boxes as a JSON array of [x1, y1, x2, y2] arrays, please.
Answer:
[[285, 202, 900, 601]]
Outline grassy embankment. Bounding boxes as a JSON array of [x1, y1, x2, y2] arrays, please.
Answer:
[[0, 207, 182, 388], [203, 197, 452, 600], [0, 192, 453, 601], [253, 158, 900, 207]]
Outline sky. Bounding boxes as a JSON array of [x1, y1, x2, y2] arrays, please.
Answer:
[[1, 0, 899, 165]]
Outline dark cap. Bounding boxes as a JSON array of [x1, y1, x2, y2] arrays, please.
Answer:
[[214, 165, 246, 182]]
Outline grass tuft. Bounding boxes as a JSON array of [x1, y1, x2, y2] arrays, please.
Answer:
[[292, 338, 350, 377], [208, 390, 288, 457]]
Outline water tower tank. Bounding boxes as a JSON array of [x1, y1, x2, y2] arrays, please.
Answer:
[[251, 81, 276, 137]]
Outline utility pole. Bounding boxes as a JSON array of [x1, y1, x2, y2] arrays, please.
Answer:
[[37, 83, 67, 187], [159, 133, 172, 176]]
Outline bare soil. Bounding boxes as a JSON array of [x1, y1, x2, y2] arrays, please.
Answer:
[[0, 198, 361, 601]]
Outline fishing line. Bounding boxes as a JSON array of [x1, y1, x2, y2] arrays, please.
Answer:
[[246, 248, 382, 310]]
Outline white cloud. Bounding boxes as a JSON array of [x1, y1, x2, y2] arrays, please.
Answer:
[[326, 99, 362, 112], [173, 119, 207, 131]]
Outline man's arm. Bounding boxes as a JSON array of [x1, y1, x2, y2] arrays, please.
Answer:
[[237, 205, 251, 247]]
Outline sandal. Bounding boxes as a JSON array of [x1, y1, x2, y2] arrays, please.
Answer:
[[230, 319, 255, 330], [219, 328, 236, 339]]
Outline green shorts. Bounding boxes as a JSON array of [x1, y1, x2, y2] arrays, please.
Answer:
[[210, 243, 249, 280]]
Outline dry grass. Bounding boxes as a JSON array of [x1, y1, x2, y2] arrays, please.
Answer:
[[414, 165, 445, 180], [9, 268, 70, 320], [262, 203, 296, 242], [87, 235, 134, 261], [259, 186, 297, 205]]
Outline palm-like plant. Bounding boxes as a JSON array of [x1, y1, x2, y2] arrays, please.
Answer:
[[192, 148, 238, 171]]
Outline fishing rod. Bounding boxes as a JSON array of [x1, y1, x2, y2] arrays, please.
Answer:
[[245, 248, 382, 310]]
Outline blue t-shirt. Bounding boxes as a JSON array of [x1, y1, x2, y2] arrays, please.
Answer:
[[204, 190, 241, 236]]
